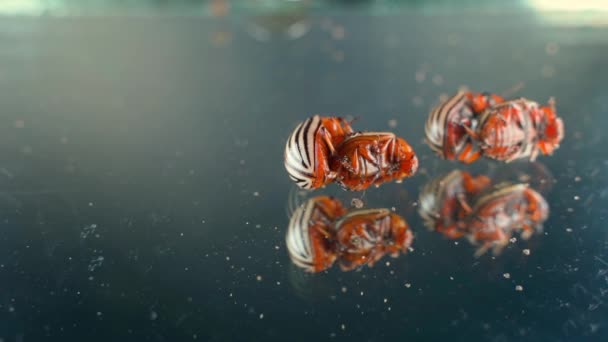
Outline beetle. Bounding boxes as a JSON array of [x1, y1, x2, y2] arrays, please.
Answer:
[[468, 98, 564, 162], [334, 208, 413, 271], [284, 115, 354, 189], [425, 91, 504, 163], [418, 170, 491, 239], [285, 196, 347, 272], [331, 132, 418, 191], [466, 183, 549, 256]]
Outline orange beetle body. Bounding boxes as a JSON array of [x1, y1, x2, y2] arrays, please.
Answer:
[[467, 183, 549, 256], [418, 170, 491, 239], [426, 91, 504, 163], [331, 132, 418, 191], [285, 196, 347, 272], [473, 98, 564, 162], [334, 209, 413, 271], [284, 115, 354, 189]]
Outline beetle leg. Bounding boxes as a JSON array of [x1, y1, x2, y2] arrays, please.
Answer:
[[320, 127, 337, 155], [457, 192, 473, 214], [459, 145, 481, 164], [462, 124, 479, 140], [520, 224, 534, 240], [474, 243, 491, 258], [340, 117, 355, 135]]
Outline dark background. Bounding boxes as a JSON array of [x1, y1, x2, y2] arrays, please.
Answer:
[[0, 2, 607, 341]]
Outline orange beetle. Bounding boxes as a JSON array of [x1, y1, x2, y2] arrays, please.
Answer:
[[418, 170, 491, 239], [285, 196, 347, 272], [331, 132, 418, 191], [425, 91, 504, 163], [469, 98, 564, 162], [466, 183, 549, 256], [284, 115, 354, 189], [334, 208, 413, 271]]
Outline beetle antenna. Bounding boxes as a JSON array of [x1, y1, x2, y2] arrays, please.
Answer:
[[500, 81, 525, 98]]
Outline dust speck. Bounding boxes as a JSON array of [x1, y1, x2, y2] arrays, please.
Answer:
[[545, 42, 559, 55], [351, 198, 364, 209]]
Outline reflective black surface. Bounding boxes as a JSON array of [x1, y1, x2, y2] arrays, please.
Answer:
[[0, 11, 607, 341]]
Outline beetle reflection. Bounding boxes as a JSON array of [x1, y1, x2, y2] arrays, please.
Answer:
[[286, 196, 413, 272], [419, 170, 549, 257]]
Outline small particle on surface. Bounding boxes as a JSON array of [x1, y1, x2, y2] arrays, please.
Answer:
[[253, 192, 260, 197], [331, 50, 345, 62], [383, 298, 388, 303], [574, 196, 580, 201], [351, 198, 364, 209], [432, 74, 444, 85], [385, 261, 390, 267], [341, 324, 346, 331], [515, 285, 523, 292], [405, 283, 411, 288], [150, 311, 158, 321], [259, 313, 264, 319], [510, 237, 517, 243], [341, 286, 347, 293], [210, 31, 232, 46], [256, 275, 262, 282], [523, 249, 530, 256], [541, 65, 556, 78], [545, 42, 559, 55], [331, 26, 345, 40], [449, 276, 454, 280], [388, 119, 398, 128], [574, 176, 581, 182], [415, 71, 426, 83], [503, 273, 511, 279], [566, 228, 573, 233], [360, 291, 364, 296], [96, 311, 102, 316]]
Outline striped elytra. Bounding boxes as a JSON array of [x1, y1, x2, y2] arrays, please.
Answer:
[[418, 170, 491, 239], [285, 196, 346, 272], [425, 91, 472, 159], [284, 115, 353, 189], [425, 90, 504, 163]]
